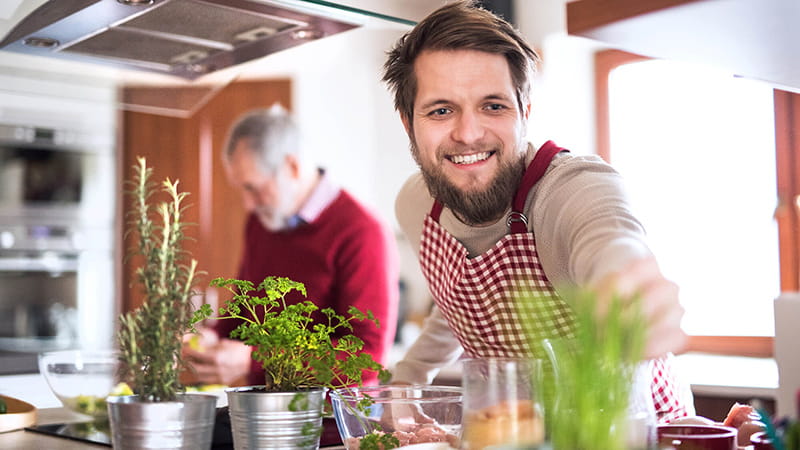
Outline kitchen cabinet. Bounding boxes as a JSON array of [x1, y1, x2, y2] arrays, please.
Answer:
[[120, 79, 292, 313], [566, 0, 800, 94]]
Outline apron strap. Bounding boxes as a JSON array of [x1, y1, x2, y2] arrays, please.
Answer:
[[428, 140, 568, 229], [509, 141, 566, 233], [430, 199, 445, 221]]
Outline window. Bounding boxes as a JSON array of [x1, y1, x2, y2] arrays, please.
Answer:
[[596, 50, 800, 356]]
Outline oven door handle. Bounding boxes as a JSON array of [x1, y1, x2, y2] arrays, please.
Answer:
[[0, 257, 78, 272]]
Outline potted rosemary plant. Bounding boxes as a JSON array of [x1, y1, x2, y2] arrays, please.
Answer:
[[106, 157, 217, 449], [193, 275, 391, 450]]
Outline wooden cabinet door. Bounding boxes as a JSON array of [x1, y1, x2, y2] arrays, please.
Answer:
[[120, 79, 292, 313]]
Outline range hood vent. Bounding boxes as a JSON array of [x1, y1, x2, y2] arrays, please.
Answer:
[[0, 0, 364, 79]]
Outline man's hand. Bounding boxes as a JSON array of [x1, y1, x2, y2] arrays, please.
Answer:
[[378, 384, 436, 432], [592, 256, 687, 359], [182, 327, 252, 386]]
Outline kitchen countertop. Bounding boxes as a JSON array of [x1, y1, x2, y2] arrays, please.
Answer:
[[0, 408, 347, 449], [1, 405, 108, 448], [428, 353, 778, 400], [0, 373, 349, 449], [0, 353, 778, 448], [5, 353, 774, 407]]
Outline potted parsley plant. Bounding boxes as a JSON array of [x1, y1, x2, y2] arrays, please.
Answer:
[[193, 276, 391, 450]]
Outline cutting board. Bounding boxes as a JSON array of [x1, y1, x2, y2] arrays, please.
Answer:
[[0, 394, 37, 433]]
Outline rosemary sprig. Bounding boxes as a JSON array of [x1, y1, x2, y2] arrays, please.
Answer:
[[117, 157, 202, 402]]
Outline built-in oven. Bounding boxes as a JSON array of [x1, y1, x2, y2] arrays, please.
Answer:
[[0, 237, 79, 372], [0, 123, 113, 222], [0, 122, 116, 374]]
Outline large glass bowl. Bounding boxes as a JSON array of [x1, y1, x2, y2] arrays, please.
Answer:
[[330, 385, 463, 450], [38, 349, 121, 418]]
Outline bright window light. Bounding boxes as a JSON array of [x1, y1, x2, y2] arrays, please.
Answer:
[[609, 59, 778, 336]]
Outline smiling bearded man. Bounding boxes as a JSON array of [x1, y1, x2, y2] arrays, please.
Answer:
[[384, 0, 694, 426]]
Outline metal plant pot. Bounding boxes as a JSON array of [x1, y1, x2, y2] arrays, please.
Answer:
[[107, 393, 217, 450], [226, 386, 328, 450]]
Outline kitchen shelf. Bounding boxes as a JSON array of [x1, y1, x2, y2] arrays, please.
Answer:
[[566, 0, 800, 93]]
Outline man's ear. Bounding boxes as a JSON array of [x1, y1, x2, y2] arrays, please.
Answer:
[[400, 114, 412, 137], [284, 154, 301, 179]]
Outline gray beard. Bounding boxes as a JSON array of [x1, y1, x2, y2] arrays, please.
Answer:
[[416, 145, 526, 226]]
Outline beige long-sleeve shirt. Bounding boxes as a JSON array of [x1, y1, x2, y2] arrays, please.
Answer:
[[392, 143, 654, 384]]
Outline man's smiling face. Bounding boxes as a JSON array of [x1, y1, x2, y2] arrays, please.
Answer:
[[404, 49, 530, 225]]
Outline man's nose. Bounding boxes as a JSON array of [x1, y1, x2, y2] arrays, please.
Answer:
[[242, 191, 259, 211], [451, 110, 485, 144]]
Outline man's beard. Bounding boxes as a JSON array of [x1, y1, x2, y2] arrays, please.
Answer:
[[255, 170, 297, 232], [255, 206, 287, 231], [413, 142, 526, 226]]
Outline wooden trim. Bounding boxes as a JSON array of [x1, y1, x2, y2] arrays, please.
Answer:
[[685, 336, 773, 358], [567, 0, 704, 34], [594, 49, 648, 162], [198, 118, 214, 250], [774, 90, 800, 291]]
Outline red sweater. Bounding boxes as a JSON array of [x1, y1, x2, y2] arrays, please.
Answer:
[[214, 190, 400, 387]]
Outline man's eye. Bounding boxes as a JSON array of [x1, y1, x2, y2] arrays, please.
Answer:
[[429, 107, 450, 116], [486, 103, 506, 111]]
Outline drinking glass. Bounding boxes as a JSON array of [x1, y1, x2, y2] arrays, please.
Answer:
[[626, 362, 658, 449], [460, 358, 545, 450]]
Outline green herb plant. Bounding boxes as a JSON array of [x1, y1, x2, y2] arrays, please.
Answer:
[[117, 157, 201, 402], [523, 288, 647, 449], [193, 276, 394, 447], [194, 276, 390, 391]]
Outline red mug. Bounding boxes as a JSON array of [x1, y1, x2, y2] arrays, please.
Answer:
[[750, 431, 775, 450], [657, 424, 738, 450]]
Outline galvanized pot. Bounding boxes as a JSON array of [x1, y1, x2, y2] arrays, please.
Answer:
[[106, 393, 217, 449], [226, 386, 327, 450]]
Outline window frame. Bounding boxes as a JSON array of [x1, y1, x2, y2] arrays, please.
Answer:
[[595, 49, 800, 357]]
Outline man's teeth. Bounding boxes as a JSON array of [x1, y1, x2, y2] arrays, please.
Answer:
[[450, 152, 491, 164]]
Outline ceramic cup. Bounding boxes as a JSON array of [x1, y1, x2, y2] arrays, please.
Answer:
[[657, 424, 738, 450]]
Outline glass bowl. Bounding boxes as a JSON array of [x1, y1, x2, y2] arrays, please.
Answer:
[[330, 385, 463, 450], [38, 349, 121, 418]]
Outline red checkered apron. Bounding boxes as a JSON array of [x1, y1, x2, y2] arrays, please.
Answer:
[[418, 140, 691, 423]]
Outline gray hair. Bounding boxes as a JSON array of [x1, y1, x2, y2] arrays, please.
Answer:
[[223, 104, 301, 173]]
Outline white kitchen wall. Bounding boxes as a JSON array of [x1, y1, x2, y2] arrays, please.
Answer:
[[234, 24, 432, 318], [238, 26, 414, 227]]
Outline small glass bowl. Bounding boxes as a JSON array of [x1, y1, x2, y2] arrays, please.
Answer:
[[38, 349, 120, 418], [330, 385, 463, 450]]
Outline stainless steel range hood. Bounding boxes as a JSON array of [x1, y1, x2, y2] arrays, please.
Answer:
[[0, 0, 413, 80]]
